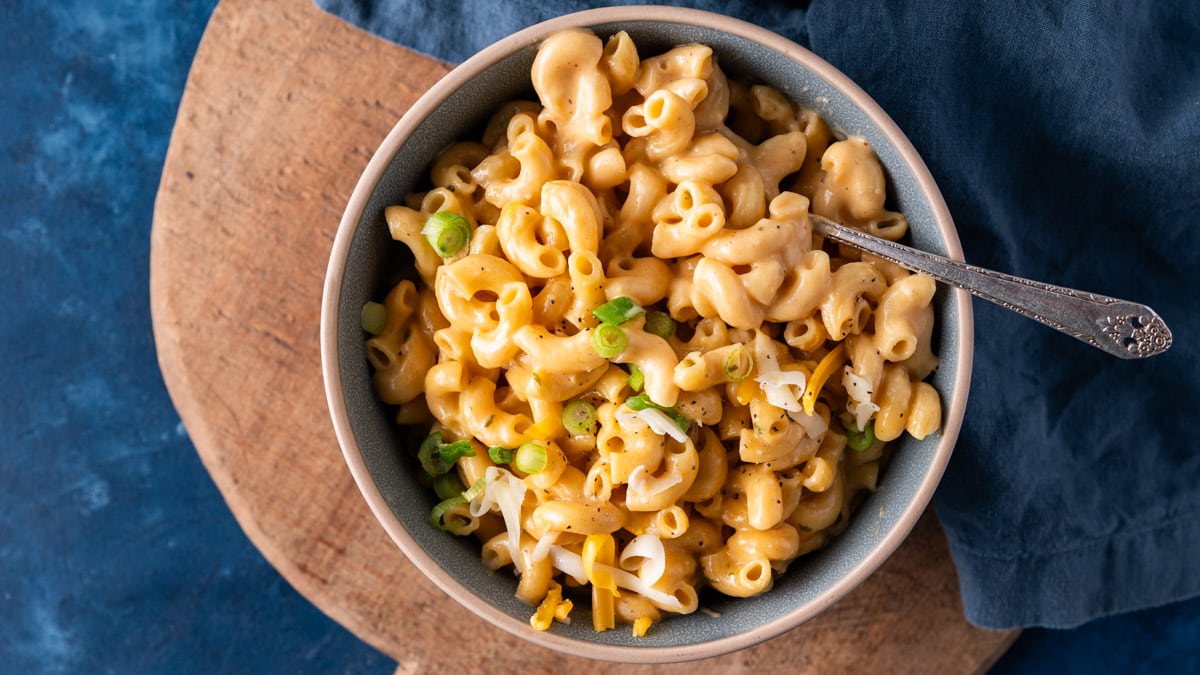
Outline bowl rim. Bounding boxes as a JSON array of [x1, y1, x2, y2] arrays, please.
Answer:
[[321, 4, 973, 663]]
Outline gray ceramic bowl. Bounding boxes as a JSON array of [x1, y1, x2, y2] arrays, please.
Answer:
[[321, 5, 972, 663]]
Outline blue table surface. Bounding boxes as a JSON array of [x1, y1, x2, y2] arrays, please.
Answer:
[[2, 2, 1196, 673]]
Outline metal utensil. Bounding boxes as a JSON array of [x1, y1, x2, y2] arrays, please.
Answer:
[[811, 215, 1173, 359]]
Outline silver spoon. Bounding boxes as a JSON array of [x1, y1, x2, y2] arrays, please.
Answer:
[[811, 215, 1173, 359]]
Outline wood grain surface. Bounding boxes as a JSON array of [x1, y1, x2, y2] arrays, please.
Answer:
[[149, 0, 1018, 671]]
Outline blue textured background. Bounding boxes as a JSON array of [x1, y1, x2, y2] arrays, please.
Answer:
[[0, 1, 391, 672], [1, 1, 1196, 673]]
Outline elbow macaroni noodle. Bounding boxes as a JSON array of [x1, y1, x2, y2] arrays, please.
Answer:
[[365, 28, 943, 636]]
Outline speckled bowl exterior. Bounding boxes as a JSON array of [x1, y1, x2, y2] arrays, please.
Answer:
[[321, 6, 972, 663]]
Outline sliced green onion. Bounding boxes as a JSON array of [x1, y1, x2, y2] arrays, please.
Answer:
[[590, 323, 628, 358], [461, 477, 487, 502], [418, 431, 442, 453], [626, 363, 645, 392], [643, 310, 675, 340], [723, 344, 754, 382], [430, 495, 468, 531], [421, 211, 472, 257], [562, 399, 598, 436], [625, 394, 690, 433], [488, 446, 513, 464], [592, 296, 645, 325], [432, 474, 487, 532], [514, 442, 548, 474], [624, 394, 655, 412], [841, 417, 876, 451], [360, 301, 387, 335], [433, 473, 466, 500], [417, 432, 445, 476], [418, 448, 449, 476], [417, 433, 475, 476], [438, 440, 476, 464]]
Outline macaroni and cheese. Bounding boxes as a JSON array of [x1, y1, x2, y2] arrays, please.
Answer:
[[364, 28, 942, 636]]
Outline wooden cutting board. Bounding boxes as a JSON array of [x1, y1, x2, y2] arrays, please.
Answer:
[[150, 0, 1018, 671]]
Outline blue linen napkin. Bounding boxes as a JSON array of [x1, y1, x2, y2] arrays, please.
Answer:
[[314, 0, 1200, 630]]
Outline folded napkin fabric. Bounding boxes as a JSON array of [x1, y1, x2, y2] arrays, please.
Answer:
[[314, 0, 813, 64], [314, 0, 1200, 630]]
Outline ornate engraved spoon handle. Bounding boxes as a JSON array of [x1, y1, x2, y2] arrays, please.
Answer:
[[811, 215, 1173, 359]]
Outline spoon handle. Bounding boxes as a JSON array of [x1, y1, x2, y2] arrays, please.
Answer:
[[811, 215, 1173, 359]]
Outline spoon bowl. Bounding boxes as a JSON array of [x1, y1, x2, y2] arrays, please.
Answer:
[[811, 214, 1172, 359]]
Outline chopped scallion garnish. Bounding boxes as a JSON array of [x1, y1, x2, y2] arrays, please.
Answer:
[[592, 296, 645, 325], [360, 301, 387, 335], [723, 344, 754, 382], [514, 442, 548, 474], [624, 394, 658, 412], [590, 323, 627, 358], [461, 477, 487, 502], [488, 446, 514, 464], [438, 440, 475, 463], [417, 432, 443, 475], [562, 399, 598, 436], [417, 432, 476, 476], [626, 363, 645, 392], [625, 394, 690, 433], [643, 310, 675, 340], [430, 495, 469, 531], [420, 211, 472, 257], [432, 476, 485, 529], [433, 473, 465, 501], [841, 417, 876, 451]]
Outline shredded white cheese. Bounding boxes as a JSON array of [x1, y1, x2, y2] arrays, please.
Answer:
[[842, 366, 879, 430], [477, 466, 526, 574], [755, 369, 808, 412], [548, 545, 685, 612], [531, 531, 558, 564], [618, 534, 666, 585], [752, 331, 807, 412], [627, 464, 683, 502], [788, 407, 829, 439], [615, 405, 688, 443]]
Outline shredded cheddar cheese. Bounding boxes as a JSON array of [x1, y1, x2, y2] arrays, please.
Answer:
[[802, 343, 848, 415], [531, 581, 568, 631], [583, 533, 620, 631]]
